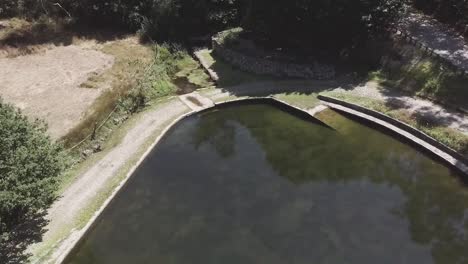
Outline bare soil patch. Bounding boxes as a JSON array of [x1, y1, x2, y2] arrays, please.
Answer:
[[0, 44, 114, 139], [0, 18, 154, 142]]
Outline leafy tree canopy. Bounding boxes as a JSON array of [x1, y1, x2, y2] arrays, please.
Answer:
[[241, 0, 404, 50], [0, 101, 64, 263]]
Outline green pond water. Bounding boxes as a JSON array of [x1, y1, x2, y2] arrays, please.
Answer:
[[66, 102, 468, 264]]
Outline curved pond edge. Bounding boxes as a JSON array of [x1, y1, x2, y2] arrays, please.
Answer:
[[318, 95, 468, 175], [58, 96, 468, 264]]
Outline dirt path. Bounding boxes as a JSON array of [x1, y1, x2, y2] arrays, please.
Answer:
[[399, 10, 468, 73], [0, 44, 114, 139], [30, 99, 190, 263]]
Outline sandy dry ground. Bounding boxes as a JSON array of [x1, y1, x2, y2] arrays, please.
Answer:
[[0, 44, 114, 139]]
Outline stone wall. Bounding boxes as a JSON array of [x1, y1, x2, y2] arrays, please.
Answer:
[[212, 34, 335, 80]]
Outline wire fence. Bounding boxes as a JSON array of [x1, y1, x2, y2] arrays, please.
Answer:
[[66, 104, 119, 151], [388, 26, 468, 77]]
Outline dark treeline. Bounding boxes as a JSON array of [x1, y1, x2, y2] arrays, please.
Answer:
[[242, 0, 403, 50], [0, 0, 404, 49]]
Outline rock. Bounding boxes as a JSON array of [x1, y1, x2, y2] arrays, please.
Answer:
[[92, 143, 102, 153], [82, 149, 93, 157]]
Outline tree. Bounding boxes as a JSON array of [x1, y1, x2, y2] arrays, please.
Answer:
[[241, 0, 404, 51], [0, 100, 65, 263]]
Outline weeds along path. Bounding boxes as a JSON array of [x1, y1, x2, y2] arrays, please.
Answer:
[[30, 99, 190, 263]]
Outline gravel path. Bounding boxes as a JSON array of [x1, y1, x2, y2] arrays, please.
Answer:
[[399, 10, 468, 73]]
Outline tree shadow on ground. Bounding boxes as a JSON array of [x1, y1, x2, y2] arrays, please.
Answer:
[[0, 210, 49, 264], [381, 91, 468, 133], [208, 52, 361, 98], [0, 19, 131, 56]]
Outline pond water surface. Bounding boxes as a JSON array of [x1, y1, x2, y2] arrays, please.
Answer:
[[66, 102, 468, 264]]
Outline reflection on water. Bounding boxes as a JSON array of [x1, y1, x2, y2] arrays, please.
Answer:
[[66, 103, 468, 264]]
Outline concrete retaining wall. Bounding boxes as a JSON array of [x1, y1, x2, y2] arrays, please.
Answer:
[[318, 95, 468, 167], [212, 34, 335, 80]]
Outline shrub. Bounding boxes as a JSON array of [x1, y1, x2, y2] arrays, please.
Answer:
[[0, 100, 65, 263]]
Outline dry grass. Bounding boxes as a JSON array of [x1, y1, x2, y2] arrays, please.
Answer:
[[61, 38, 154, 147], [0, 17, 129, 58]]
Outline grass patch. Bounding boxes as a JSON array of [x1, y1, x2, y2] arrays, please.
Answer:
[[322, 91, 468, 157], [175, 54, 214, 88], [273, 93, 321, 109]]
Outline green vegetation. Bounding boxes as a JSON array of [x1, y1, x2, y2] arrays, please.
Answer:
[[64, 44, 212, 150], [242, 0, 403, 51], [0, 101, 65, 263], [373, 42, 468, 108], [322, 91, 468, 157]]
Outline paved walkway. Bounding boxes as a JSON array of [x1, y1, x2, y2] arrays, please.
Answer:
[[398, 10, 468, 73]]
